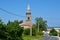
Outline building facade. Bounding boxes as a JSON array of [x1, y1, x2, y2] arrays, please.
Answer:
[[19, 4, 33, 28]]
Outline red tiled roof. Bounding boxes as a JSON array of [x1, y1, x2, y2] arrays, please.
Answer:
[[19, 23, 33, 26]]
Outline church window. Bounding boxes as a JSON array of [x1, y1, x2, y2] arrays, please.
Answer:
[[28, 17, 30, 20]]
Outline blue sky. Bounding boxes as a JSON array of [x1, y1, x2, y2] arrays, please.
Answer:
[[0, 0, 60, 27]]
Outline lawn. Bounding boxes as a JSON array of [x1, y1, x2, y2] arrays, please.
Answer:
[[23, 35, 44, 40]]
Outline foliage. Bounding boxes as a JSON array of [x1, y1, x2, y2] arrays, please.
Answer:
[[0, 19, 23, 40], [49, 29, 58, 36], [7, 20, 23, 40], [24, 28, 30, 35], [59, 32, 60, 37], [32, 27, 36, 36], [24, 27, 36, 36], [35, 17, 47, 31], [37, 31, 43, 36], [0, 19, 7, 40], [19, 20, 23, 24], [23, 35, 43, 40]]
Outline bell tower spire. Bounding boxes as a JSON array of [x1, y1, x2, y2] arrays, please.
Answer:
[[26, 4, 31, 14], [26, 4, 32, 23]]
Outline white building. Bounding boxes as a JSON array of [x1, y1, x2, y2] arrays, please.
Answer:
[[47, 27, 60, 33], [19, 4, 33, 28]]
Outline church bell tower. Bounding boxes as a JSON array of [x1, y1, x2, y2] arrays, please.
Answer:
[[26, 4, 32, 23]]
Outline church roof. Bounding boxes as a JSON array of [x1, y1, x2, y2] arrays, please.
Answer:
[[19, 23, 33, 26]]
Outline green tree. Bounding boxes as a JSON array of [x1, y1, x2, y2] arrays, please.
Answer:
[[49, 29, 58, 36], [0, 19, 23, 40], [19, 20, 23, 24], [24, 28, 30, 35], [32, 24, 43, 35], [35, 17, 47, 31], [0, 19, 7, 40], [7, 20, 23, 40], [24, 27, 36, 36]]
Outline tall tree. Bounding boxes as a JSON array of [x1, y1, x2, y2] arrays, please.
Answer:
[[35, 17, 47, 31]]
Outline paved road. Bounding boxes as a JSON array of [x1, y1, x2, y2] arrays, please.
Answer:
[[35, 36, 59, 40], [41, 36, 59, 40], [35, 31, 59, 40]]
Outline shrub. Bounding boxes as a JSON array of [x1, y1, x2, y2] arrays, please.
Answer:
[[7, 26, 23, 40], [37, 31, 43, 35], [24, 28, 30, 35], [0, 19, 24, 40], [49, 29, 58, 36], [32, 28, 36, 36], [59, 32, 60, 37], [24, 28, 36, 36]]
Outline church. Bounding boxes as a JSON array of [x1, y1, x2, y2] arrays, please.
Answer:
[[19, 4, 33, 28]]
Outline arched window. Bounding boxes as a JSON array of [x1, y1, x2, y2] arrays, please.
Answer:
[[28, 17, 30, 20]]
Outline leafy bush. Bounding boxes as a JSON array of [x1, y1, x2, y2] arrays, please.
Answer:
[[59, 32, 60, 37], [24, 28, 30, 35], [49, 29, 58, 36], [37, 31, 43, 35], [7, 26, 23, 40], [6, 20, 24, 40], [24, 28, 36, 36], [0, 26, 7, 40], [32, 28, 36, 36], [0, 19, 24, 40]]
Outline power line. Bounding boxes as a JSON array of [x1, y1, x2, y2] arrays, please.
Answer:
[[0, 8, 36, 20], [0, 8, 25, 17]]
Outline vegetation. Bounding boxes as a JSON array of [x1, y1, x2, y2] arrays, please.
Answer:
[[37, 31, 43, 36], [23, 35, 43, 40], [35, 17, 47, 31], [49, 29, 58, 36], [59, 32, 60, 37], [23, 17, 47, 40], [0, 19, 23, 40], [24, 28, 30, 35], [23, 27, 36, 36], [0, 17, 47, 40]]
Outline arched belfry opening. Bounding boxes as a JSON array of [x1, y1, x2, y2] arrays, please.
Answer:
[[26, 4, 32, 23]]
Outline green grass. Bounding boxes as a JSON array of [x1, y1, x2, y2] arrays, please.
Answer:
[[23, 35, 44, 40]]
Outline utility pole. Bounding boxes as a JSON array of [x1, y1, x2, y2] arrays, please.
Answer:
[[30, 26, 32, 36], [38, 20, 39, 32]]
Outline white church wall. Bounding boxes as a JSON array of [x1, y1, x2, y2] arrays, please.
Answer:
[[21, 26, 31, 29]]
